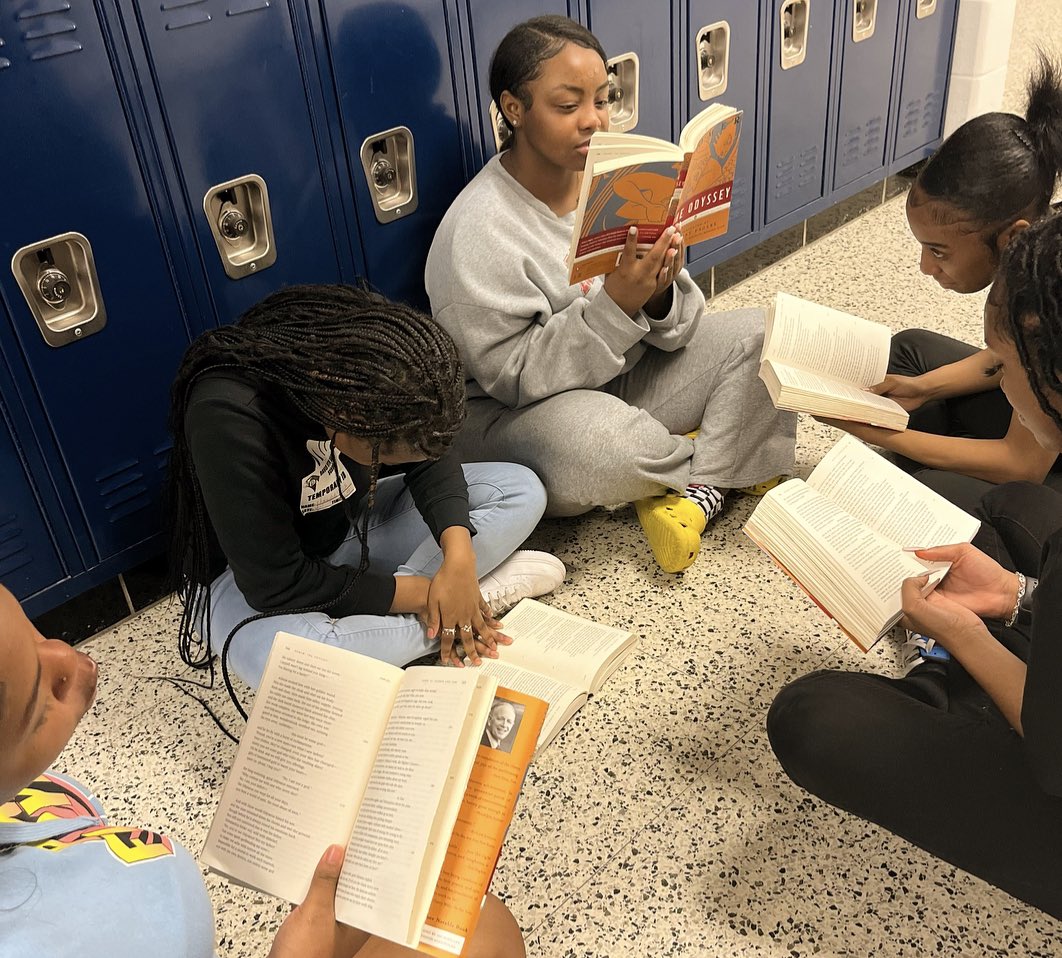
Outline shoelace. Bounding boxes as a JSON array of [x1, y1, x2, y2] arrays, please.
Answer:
[[484, 582, 522, 615]]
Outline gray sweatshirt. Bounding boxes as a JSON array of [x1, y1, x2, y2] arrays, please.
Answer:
[[425, 155, 707, 409]]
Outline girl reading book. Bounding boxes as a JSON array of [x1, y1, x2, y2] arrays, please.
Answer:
[[425, 15, 795, 574], [768, 213, 1062, 919], [167, 284, 565, 698], [824, 56, 1062, 510]]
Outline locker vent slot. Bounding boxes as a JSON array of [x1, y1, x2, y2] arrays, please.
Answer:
[[839, 115, 884, 167], [0, 35, 9, 71], [162, 0, 211, 31], [772, 146, 819, 200], [97, 460, 151, 522], [901, 91, 941, 139], [0, 515, 32, 577], [228, 0, 271, 16], [17, 2, 82, 62]]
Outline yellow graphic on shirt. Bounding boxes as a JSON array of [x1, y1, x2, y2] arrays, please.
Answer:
[[1, 774, 175, 866]]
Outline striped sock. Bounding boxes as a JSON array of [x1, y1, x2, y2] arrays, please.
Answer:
[[684, 483, 725, 522]]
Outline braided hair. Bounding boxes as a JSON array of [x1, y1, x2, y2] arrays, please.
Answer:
[[993, 214, 1062, 434], [165, 284, 465, 713], [911, 52, 1062, 236]]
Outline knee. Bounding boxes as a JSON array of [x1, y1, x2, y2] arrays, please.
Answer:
[[705, 306, 766, 355], [497, 462, 548, 516]]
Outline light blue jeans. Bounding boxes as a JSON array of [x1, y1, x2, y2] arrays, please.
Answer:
[[207, 462, 546, 688]]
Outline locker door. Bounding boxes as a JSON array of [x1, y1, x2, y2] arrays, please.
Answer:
[[764, 0, 835, 223], [315, 1, 469, 307], [685, 1, 760, 260], [127, 0, 345, 324], [586, 1, 676, 142], [893, 0, 958, 163], [462, 0, 576, 162], [0, 2, 194, 564], [833, 0, 901, 190], [0, 403, 66, 602]]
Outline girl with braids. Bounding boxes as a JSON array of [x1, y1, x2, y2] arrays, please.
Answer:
[[768, 212, 1062, 918], [167, 283, 564, 694], [823, 54, 1062, 511], [426, 15, 796, 574]]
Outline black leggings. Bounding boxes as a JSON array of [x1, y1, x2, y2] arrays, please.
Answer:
[[887, 329, 1062, 512], [767, 482, 1062, 919]]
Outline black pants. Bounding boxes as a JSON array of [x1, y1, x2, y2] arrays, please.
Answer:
[[887, 329, 1062, 512], [767, 482, 1062, 919]]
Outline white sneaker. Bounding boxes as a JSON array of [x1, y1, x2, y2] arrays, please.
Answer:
[[478, 551, 566, 615]]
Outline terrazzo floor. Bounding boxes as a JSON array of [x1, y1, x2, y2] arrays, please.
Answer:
[[59, 6, 1062, 956]]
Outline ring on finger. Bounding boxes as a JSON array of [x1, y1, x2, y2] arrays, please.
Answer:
[[460, 624, 474, 634], [441, 627, 456, 637]]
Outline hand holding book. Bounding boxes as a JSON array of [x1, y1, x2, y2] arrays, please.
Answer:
[[602, 224, 683, 317]]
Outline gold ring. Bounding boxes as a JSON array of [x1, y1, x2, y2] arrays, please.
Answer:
[[440, 627, 456, 637]]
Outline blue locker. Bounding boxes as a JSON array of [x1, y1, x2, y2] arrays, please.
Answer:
[[892, 0, 958, 164], [764, 0, 835, 223], [124, 0, 345, 323], [586, 1, 676, 142], [833, 0, 901, 190], [0, 2, 194, 566], [460, 0, 577, 163], [312, 1, 470, 307], [685, 1, 760, 264], [0, 400, 66, 602]]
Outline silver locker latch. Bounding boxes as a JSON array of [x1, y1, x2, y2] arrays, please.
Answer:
[[203, 174, 278, 279], [917, 0, 937, 19], [360, 127, 418, 224], [696, 21, 730, 101], [780, 0, 810, 70], [853, 0, 877, 41], [606, 52, 640, 132]]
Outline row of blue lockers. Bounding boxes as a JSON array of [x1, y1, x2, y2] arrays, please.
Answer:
[[1, 0, 957, 616]]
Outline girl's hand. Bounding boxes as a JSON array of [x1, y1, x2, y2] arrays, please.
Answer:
[[901, 573, 994, 652], [425, 530, 511, 666], [815, 417, 898, 447], [906, 543, 1019, 620], [604, 226, 683, 317], [868, 374, 932, 412]]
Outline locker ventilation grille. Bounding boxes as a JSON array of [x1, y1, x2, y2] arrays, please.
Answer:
[[161, 0, 212, 31], [902, 91, 941, 138], [96, 459, 151, 523], [0, 514, 32, 577], [17, 2, 83, 62], [228, 0, 271, 16], [839, 115, 884, 168], [773, 147, 819, 200]]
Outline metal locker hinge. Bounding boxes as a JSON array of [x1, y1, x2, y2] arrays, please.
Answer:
[[360, 127, 418, 224], [780, 0, 810, 70], [606, 52, 640, 132], [916, 0, 937, 18], [11, 233, 106, 347], [696, 21, 730, 101], [203, 174, 277, 279], [853, 0, 877, 41]]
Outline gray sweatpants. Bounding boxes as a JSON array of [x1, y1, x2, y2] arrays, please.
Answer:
[[453, 307, 797, 517]]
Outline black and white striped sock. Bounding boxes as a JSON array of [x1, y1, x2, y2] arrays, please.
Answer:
[[684, 483, 725, 521]]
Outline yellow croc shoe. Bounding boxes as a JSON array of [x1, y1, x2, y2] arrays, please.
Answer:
[[635, 493, 706, 573], [736, 474, 787, 497]]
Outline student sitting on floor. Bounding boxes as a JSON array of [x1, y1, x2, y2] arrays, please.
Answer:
[[0, 583, 526, 957], [768, 212, 1062, 920], [425, 15, 796, 574], [823, 55, 1062, 511], [167, 284, 564, 695]]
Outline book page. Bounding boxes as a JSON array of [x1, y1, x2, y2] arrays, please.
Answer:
[[808, 435, 980, 548], [498, 599, 636, 693], [202, 633, 402, 903], [763, 362, 909, 427], [761, 293, 892, 386], [334, 668, 490, 946], [418, 687, 547, 958], [472, 658, 587, 752]]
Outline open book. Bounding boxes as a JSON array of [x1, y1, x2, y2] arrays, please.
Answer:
[[476, 599, 637, 752], [201, 632, 545, 957], [759, 292, 909, 430], [743, 435, 980, 651], [567, 103, 741, 284]]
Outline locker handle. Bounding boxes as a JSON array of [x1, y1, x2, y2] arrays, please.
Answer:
[[606, 52, 640, 133], [780, 0, 809, 70], [11, 233, 107, 347], [360, 127, 418, 224], [853, 0, 877, 42], [916, 0, 937, 19], [696, 21, 730, 101], [203, 175, 277, 279]]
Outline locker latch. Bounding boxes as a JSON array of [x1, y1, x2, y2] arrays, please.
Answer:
[[696, 22, 730, 101], [203, 175, 278, 279], [780, 0, 809, 70], [853, 0, 878, 41], [11, 233, 107, 346], [916, 0, 937, 18], [360, 127, 418, 224], [606, 52, 640, 133]]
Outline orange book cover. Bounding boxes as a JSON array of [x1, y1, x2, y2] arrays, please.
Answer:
[[568, 109, 741, 285], [417, 686, 546, 957]]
